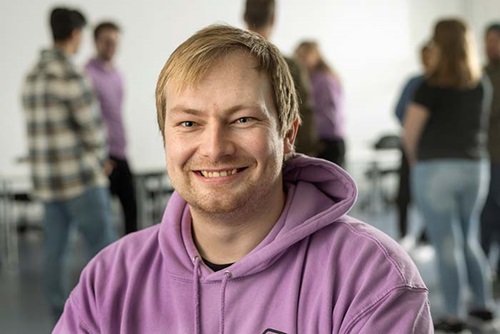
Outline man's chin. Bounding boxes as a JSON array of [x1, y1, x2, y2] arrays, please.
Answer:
[[190, 202, 240, 215], [188, 196, 247, 216]]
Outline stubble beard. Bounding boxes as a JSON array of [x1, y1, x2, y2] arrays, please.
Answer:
[[176, 165, 282, 222]]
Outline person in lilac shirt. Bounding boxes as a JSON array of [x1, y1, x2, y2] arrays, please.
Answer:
[[85, 21, 137, 234], [295, 40, 346, 167], [54, 24, 432, 333]]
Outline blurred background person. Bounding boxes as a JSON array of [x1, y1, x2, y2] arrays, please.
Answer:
[[294, 40, 346, 167], [21, 7, 115, 323], [85, 21, 138, 235], [481, 22, 500, 282], [243, 0, 321, 157], [403, 18, 495, 333], [393, 41, 432, 251]]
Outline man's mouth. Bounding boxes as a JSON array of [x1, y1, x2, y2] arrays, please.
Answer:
[[197, 168, 245, 178]]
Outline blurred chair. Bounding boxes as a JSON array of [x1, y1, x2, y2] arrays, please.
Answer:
[[134, 170, 174, 229], [0, 178, 19, 269], [361, 134, 401, 213], [0, 157, 43, 271]]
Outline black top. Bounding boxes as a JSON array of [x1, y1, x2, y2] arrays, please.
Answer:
[[412, 78, 490, 161], [202, 258, 233, 272]]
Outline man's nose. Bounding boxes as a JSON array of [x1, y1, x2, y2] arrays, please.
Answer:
[[199, 123, 236, 159]]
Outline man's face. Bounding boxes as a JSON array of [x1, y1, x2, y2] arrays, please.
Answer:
[[485, 30, 500, 62], [95, 28, 119, 61], [163, 51, 295, 216], [70, 29, 83, 55]]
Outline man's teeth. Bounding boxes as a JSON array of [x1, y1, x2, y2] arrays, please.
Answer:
[[200, 169, 238, 178]]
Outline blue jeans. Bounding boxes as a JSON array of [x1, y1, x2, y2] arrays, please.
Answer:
[[412, 159, 492, 317], [481, 163, 500, 271], [43, 186, 116, 322]]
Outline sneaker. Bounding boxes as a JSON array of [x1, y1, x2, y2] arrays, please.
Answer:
[[434, 318, 471, 334], [467, 308, 496, 331]]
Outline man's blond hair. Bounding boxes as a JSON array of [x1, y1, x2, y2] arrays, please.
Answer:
[[155, 24, 299, 140]]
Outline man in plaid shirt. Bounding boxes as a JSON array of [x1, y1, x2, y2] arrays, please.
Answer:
[[21, 7, 115, 323]]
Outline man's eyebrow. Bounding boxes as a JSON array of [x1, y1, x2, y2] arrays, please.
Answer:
[[225, 103, 265, 114], [168, 106, 202, 116], [168, 104, 265, 116]]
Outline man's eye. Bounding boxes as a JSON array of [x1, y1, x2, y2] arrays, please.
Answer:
[[236, 117, 252, 124], [180, 121, 195, 127]]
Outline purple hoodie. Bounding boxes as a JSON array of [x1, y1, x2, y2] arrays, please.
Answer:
[[54, 155, 432, 333]]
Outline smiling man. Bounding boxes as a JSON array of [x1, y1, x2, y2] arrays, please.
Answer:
[[54, 24, 432, 333]]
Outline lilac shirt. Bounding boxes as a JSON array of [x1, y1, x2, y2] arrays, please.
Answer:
[[85, 58, 127, 159], [310, 71, 345, 140], [54, 155, 432, 333]]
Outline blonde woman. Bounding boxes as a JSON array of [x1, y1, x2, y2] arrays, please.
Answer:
[[404, 18, 494, 333]]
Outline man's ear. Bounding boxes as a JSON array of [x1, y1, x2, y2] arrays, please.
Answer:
[[71, 28, 81, 40], [270, 13, 275, 27], [283, 118, 299, 155]]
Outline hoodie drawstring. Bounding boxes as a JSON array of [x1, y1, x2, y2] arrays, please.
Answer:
[[193, 256, 201, 334], [193, 256, 232, 334], [219, 270, 231, 334]]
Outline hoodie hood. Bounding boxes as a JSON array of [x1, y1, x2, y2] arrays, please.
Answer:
[[158, 154, 357, 281]]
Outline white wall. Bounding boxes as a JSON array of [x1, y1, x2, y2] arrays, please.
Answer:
[[1, 0, 498, 176]]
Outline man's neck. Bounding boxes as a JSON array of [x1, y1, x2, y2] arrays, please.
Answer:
[[96, 56, 114, 69], [54, 41, 74, 56], [247, 25, 272, 40], [191, 193, 285, 265]]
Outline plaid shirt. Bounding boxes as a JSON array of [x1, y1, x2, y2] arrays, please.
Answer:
[[22, 48, 108, 201]]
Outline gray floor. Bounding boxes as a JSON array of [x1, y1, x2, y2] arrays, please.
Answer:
[[1, 232, 54, 334], [1, 205, 500, 333]]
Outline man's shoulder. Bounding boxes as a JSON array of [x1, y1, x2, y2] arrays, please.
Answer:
[[84, 59, 101, 75], [87, 224, 162, 275], [315, 216, 425, 287], [26, 61, 84, 85], [329, 216, 408, 260]]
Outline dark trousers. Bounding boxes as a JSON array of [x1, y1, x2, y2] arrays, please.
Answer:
[[109, 156, 138, 234], [319, 138, 345, 168], [396, 147, 411, 237], [396, 148, 427, 242], [481, 163, 500, 271]]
